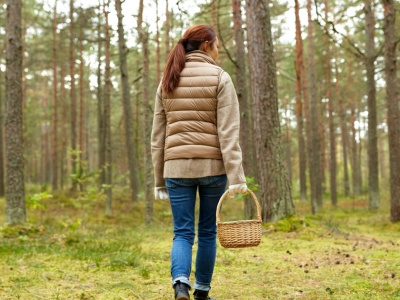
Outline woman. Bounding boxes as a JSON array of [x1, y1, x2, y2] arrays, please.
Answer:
[[151, 24, 247, 300]]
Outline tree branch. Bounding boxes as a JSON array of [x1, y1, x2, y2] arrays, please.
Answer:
[[314, 1, 365, 60], [216, 0, 238, 68]]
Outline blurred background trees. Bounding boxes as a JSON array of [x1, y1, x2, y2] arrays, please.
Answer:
[[1, 0, 399, 223]]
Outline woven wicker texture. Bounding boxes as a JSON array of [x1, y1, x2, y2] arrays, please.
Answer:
[[216, 189, 262, 248]]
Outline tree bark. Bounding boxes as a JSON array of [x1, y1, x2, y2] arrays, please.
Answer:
[[347, 61, 361, 196], [336, 60, 350, 197], [116, 0, 140, 202], [103, 0, 112, 216], [5, 0, 26, 224], [364, 0, 380, 210], [164, 0, 170, 62], [51, 0, 58, 191], [294, 0, 307, 201], [232, 0, 255, 218], [382, 0, 400, 222], [155, 0, 161, 83], [79, 16, 85, 190], [69, 0, 78, 192], [324, 0, 337, 206], [60, 47, 68, 190], [245, 0, 294, 222], [97, 1, 105, 188], [0, 56, 5, 197], [138, 0, 153, 223], [307, 0, 321, 212]]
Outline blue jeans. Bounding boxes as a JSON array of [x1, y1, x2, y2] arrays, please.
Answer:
[[166, 175, 227, 292]]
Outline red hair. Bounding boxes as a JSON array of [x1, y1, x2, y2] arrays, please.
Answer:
[[162, 25, 217, 94]]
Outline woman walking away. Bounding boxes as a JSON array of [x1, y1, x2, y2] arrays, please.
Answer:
[[151, 24, 247, 300]]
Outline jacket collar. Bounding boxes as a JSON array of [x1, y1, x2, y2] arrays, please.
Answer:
[[185, 50, 216, 65]]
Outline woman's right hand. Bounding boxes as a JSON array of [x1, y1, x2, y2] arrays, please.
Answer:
[[154, 187, 169, 200], [228, 183, 248, 197]]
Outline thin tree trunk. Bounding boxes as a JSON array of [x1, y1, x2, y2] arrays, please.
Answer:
[[232, 0, 255, 218], [155, 0, 161, 83], [319, 108, 326, 195], [211, 0, 217, 28], [103, 0, 112, 216], [79, 19, 85, 191], [285, 112, 292, 184], [294, 0, 307, 201], [307, 0, 321, 212], [379, 130, 387, 186], [164, 0, 170, 62], [60, 52, 68, 190], [138, 0, 153, 223], [51, 0, 58, 191], [347, 61, 359, 196], [0, 64, 5, 197], [116, 0, 140, 202], [97, 1, 105, 188], [0, 15, 6, 192], [382, 0, 400, 222], [336, 60, 350, 197], [324, 0, 337, 205], [364, 0, 380, 210], [41, 75, 50, 185], [69, 0, 78, 192], [5, 0, 26, 224], [245, 0, 294, 222]]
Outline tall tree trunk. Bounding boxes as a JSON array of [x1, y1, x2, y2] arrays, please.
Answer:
[[5, 0, 26, 224], [284, 109, 292, 183], [155, 0, 161, 83], [336, 60, 350, 197], [307, 0, 321, 212], [211, 0, 217, 28], [79, 19, 85, 189], [164, 0, 170, 62], [0, 63, 5, 197], [232, 0, 255, 218], [294, 0, 307, 201], [69, 0, 78, 192], [245, 0, 294, 222], [41, 76, 50, 185], [382, 0, 400, 222], [60, 52, 68, 190], [364, 0, 380, 210], [116, 0, 140, 202], [347, 61, 360, 196], [97, 1, 105, 188], [138, 0, 153, 223], [51, 0, 58, 191], [0, 19, 6, 196], [103, 0, 112, 216], [324, 0, 337, 206], [379, 130, 387, 186]]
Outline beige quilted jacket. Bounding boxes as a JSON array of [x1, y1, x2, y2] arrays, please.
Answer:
[[151, 51, 245, 187]]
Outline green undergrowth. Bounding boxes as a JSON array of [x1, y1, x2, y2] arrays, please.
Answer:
[[0, 191, 399, 299]]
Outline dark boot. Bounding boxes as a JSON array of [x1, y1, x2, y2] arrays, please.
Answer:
[[174, 282, 190, 300], [193, 289, 214, 300]]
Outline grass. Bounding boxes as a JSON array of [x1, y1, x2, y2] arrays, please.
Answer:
[[0, 190, 399, 299]]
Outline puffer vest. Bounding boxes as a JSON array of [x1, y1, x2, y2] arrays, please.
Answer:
[[163, 52, 224, 161]]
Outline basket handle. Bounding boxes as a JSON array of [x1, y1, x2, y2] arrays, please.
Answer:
[[216, 189, 262, 223]]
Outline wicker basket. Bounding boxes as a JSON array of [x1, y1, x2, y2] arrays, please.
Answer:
[[216, 189, 262, 248]]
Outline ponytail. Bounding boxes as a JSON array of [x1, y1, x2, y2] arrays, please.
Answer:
[[162, 42, 186, 94], [161, 25, 217, 94]]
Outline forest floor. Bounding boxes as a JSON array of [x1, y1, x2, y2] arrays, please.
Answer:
[[0, 188, 399, 300]]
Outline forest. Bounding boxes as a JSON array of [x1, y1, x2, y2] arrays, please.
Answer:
[[0, 0, 400, 299]]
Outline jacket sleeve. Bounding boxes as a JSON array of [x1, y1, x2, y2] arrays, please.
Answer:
[[216, 72, 246, 185], [151, 83, 166, 187]]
